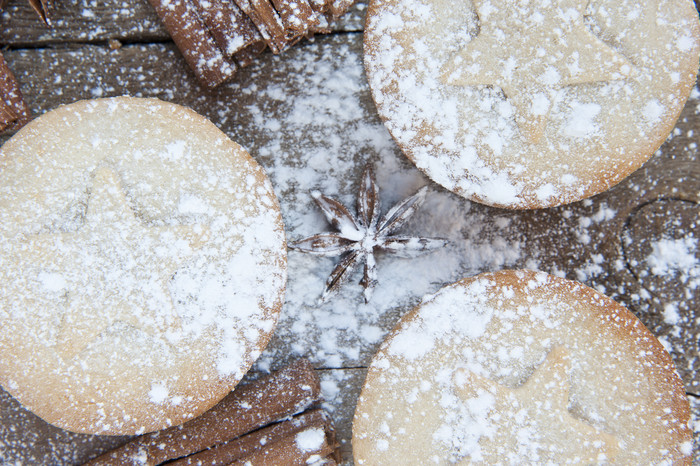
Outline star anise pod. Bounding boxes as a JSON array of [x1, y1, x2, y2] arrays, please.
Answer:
[[291, 164, 447, 303]]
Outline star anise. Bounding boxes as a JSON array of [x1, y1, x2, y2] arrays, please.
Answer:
[[291, 164, 447, 303]]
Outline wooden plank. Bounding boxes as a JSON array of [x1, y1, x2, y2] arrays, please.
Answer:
[[0, 0, 366, 45], [0, 0, 166, 44], [0, 25, 698, 464]]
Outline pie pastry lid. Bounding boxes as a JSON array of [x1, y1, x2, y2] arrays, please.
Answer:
[[0, 97, 287, 435], [364, 0, 700, 209], [352, 270, 692, 464]]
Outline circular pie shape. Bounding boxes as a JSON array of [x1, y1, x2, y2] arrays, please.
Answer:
[[352, 270, 692, 464], [0, 97, 287, 435], [364, 0, 700, 209]]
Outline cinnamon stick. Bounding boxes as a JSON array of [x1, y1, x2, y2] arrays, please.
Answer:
[[190, 0, 263, 57], [233, 40, 268, 67], [233, 0, 288, 54], [229, 422, 337, 465], [170, 408, 339, 465], [325, 0, 355, 18], [148, 0, 237, 88], [307, 0, 332, 17], [148, 0, 358, 86], [309, 0, 353, 22], [270, 0, 325, 39], [0, 52, 30, 133], [85, 359, 322, 465]]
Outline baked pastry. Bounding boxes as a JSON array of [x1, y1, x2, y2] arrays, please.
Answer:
[[364, 0, 700, 208], [352, 270, 693, 463], [0, 97, 287, 435]]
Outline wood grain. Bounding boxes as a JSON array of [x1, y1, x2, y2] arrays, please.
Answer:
[[0, 1, 698, 463]]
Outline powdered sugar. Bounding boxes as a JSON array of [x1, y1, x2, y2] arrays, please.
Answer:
[[564, 102, 602, 138], [148, 383, 169, 405], [295, 427, 326, 452], [193, 35, 698, 461], [643, 99, 665, 123], [690, 396, 700, 457], [647, 237, 699, 286], [432, 385, 494, 462], [387, 282, 496, 361], [37, 271, 68, 293]]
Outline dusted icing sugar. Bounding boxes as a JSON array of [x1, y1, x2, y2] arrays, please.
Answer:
[[295, 427, 326, 452], [647, 237, 699, 283]]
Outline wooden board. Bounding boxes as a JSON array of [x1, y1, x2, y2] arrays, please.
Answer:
[[1, 0, 698, 463]]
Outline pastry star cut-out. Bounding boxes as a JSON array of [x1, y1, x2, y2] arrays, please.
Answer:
[[24, 167, 209, 359], [453, 346, 619, 463], [441, 0, 634, 143]]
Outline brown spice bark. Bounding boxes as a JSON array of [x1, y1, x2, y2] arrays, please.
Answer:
[[148, 0, 237, 87], [170, 408, 340, 465], [232, 0, 288, 53], [85, 359, 324, 465], [0, 52, 30, 132], [190, 0, 264, 58]]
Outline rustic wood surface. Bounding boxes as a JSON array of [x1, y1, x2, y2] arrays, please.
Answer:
[[1, 0, 699, 464]]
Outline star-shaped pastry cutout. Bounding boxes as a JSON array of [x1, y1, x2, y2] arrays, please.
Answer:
[[441, 0, 634, 143], [23, 167, 209, 358], [453, 346, 619, 463]]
